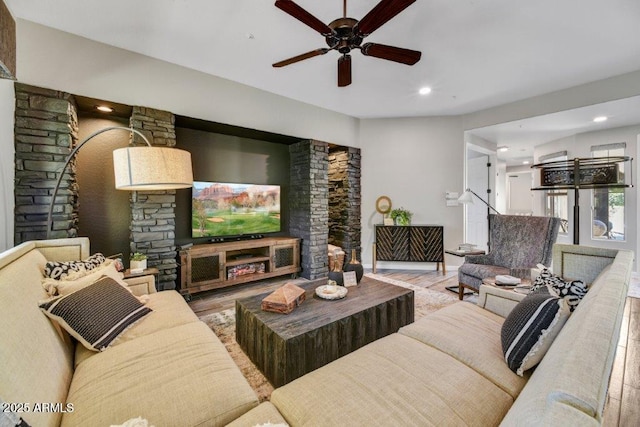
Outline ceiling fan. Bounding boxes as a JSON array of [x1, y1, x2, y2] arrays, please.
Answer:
[[273, 0, 422, 87]]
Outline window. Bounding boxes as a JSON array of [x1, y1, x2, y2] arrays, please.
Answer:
[[591, 144, 626, 241], [545, 191, 569, 234], [540, 152, 568, 234]]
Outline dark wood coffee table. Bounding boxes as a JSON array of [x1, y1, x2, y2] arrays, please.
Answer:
[[235, 276, 414, 387]]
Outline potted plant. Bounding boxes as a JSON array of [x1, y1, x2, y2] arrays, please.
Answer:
[[389, 207, 413, 226], [130, 252, 147, 271]]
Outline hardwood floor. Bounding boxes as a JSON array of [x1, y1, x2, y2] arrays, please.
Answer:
[[187, 269, 639, 425], [604, 296, 640, 426]]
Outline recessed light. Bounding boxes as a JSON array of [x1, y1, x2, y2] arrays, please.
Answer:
[[523, 160, 530, 165], [498, 146, 509, 152], [593, 116, 608, 123], [96, 105, 113, 113], [418, 87, 432, 95]]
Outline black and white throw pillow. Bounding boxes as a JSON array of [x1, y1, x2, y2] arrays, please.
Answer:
[[39, 276, 152, 351], [530, 266, 587, 312], [44, 253, 106, 280], [501, 291, 571, 376]]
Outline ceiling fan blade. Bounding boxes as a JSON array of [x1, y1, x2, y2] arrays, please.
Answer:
[[355, 0, 416, 37], [275, 0, 333, 36], [338, 55, 352, 87], [361, 43, 421, 65], [273, 48, 330, 67]]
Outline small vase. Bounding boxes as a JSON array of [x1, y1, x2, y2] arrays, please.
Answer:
[[328, 248, 344, 285], [328, 269, 344, 286], [343, 249, 364, 283]]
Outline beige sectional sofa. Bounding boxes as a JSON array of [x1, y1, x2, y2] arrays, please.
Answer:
[[1, 238, 633, 426], [0, 238, 259, 427], [232, 244, 634, 426]]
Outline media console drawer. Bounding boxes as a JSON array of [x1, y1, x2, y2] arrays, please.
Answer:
[[179, 237, 301, 296]]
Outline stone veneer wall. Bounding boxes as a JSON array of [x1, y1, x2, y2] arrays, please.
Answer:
[[289, 140, 329, 279], [129, 107, 179, 290], [14, 83, 79, 243], [328, 145, 362, 262]]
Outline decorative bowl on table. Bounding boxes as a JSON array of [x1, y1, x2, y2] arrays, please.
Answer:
[[315, 282, 348, 300]]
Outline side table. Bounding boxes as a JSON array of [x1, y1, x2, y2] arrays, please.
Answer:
[[124, 267, 159, 282]]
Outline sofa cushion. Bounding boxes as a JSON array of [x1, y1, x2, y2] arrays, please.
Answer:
[[271, 333, 513, 426], [44, 252, 106, 280], [74, 290, 200, 367], [39, 276, 152, 351], [501, 291, 571, 376], [62, 321, 259, 427], [226, 402, 288, 427], [399, 302, 528, 399]]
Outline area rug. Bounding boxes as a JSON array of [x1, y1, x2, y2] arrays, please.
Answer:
[[200, 275, 459, 402], [364, 273, 459, 319]]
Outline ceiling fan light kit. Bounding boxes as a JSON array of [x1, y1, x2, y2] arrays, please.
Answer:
[[273, 0, 422, 87]]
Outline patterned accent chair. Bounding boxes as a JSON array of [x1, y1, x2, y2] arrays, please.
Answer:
[[457, 214, 561, 300]]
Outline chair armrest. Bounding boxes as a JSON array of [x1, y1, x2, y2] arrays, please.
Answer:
[[477, 285, 526, 318], [465, 253, 494, 265], [123, 275, 157, 296]]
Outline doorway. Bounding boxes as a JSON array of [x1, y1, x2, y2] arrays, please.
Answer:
[[463, 143, 497, 252]]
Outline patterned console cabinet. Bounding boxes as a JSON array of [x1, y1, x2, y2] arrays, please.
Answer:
[[373, 225, 445, 274]]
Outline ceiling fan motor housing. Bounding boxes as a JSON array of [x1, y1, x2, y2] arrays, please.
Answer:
[[326, 18, 362, 53]]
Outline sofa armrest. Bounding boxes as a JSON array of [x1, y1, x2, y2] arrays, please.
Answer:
[[477, 285, 526, 318], [123, 274, 157, 296], [552, 244, 618, 284]]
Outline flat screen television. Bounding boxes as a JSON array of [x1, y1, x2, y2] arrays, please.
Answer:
[[191, 181, 281, 238]]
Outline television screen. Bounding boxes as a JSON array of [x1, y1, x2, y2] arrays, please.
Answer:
[[191, 181, 281, 238]]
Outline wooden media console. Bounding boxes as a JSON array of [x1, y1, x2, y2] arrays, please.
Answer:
[[179, 237, 300, 297]]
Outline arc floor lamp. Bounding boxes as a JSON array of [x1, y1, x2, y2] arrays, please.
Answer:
[[46, 126, 193, 238], [458, 188, 500, 251]]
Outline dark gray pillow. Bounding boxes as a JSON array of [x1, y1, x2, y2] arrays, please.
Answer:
[[501, 291, 571, 376], [39, 276, 152, 351]]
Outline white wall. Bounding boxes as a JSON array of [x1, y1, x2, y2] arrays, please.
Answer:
[[0, 78, 14, 251], [359, 116, 465, 269], [14, 20, 359, 148]]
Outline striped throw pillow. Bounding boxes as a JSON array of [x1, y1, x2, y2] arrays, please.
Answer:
[[501, 291, 571, 376], [39, 276, 152, 351]]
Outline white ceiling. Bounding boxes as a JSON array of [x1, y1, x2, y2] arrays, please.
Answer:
[[469, 95, 640, 166], [6, 0, 640, 120]]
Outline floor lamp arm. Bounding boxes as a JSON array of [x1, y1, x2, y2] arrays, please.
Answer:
[[466, 188, 501, 215], [45, 126, 151, 238]]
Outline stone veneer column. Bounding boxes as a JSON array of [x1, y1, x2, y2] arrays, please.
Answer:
[[14, 83, 78, 243], [289, 140, 329, 279], [129, 107, 179, 290], [328, 146, 362, 262]]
